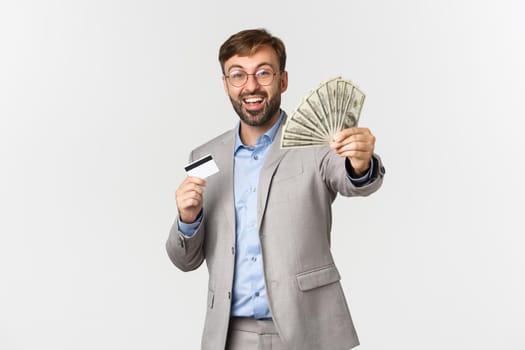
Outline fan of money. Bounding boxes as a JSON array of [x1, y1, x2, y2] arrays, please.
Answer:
[[281, 77, 365, 148]]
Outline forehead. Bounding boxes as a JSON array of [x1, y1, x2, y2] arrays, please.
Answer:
[[224, 45, 279, 72]]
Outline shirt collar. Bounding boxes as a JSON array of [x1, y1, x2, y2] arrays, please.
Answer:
[[234, 110, 285, 153]]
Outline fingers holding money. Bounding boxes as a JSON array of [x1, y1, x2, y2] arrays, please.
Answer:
[[176, 176, 206, 223], [330, 127, 375, 177]]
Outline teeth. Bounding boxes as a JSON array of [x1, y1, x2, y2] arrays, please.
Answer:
[[245, 97, 263, 103]]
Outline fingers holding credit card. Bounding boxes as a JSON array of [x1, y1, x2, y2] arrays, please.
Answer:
[[176, 155, 219, 223]]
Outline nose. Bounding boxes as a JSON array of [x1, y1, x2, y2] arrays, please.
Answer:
[[244, 74, 260, 91]]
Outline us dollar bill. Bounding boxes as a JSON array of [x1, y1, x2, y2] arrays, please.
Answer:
[[281, 77, 366, 149]]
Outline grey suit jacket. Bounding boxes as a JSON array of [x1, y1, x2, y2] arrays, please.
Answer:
[[166, 118, 385, 350]]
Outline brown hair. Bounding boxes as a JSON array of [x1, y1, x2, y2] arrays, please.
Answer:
[[218, 28, 287, 74]]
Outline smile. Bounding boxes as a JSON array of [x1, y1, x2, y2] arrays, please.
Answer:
[[243, 97, 264, 103]]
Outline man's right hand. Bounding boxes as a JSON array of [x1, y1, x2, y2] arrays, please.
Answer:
[[175, 176, 206, 223]]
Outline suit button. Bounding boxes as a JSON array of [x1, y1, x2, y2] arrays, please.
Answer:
[[255, 292, 260, 297]]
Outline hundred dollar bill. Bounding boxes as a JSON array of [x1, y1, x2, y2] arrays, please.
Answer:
[[336, 79, 352, 130], [284, 118, 327, 141], [341, 81, 364, 129], [281, 77, 366, 149], [305, 90, 332, 137], [282, 138, 328, 148], [323, 78, 340, 134]]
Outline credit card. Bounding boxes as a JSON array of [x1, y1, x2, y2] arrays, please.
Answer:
[[184, 154, 219, 179]]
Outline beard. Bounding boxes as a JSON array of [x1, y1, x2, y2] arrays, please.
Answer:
[[229, 90, 281, 127]]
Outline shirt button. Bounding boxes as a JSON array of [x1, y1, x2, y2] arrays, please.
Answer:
[[255, 292, 260, 297], [253, 155, 259, 160], [251, 256, 257, 262]]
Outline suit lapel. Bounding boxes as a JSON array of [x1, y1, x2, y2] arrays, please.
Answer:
[[257, 121, 289, 231], [212, 130, 236, 236]]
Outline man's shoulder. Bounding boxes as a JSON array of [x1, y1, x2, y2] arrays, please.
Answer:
[[190, 127, 235, 158]]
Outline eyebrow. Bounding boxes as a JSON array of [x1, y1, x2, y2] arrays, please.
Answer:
[[226, 62, 274, 72]]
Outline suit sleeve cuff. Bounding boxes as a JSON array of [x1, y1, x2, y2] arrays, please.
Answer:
[[177, 211, 203, 238], [345, 157, 374, 187]]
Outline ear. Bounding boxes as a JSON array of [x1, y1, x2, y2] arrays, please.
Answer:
[[222, 76, 229, 95], [279, 71, 288, 93]]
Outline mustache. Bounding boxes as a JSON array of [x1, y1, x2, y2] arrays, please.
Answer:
[[240, 91, 268, 99]]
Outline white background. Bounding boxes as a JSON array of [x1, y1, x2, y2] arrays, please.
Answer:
[[1, 0, 524, 349]]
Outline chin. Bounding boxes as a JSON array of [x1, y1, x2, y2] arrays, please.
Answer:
[[231, 96, 280, 128], [242, 111, 273, 127]]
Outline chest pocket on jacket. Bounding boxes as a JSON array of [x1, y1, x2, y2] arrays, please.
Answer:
[[272, 160, 304, 184]]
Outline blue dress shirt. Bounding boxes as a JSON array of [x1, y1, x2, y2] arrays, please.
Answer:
[[227, 113, 284, 318], [178, 111, 374, 319]]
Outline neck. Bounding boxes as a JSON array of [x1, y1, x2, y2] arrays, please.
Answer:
[[239, 112, 280, 146]]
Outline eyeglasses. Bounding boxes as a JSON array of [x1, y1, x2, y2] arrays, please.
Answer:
[[224, 68, 278, 88]]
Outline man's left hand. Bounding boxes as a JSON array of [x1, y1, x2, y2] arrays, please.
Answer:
[[330, 127, 375, 177]]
